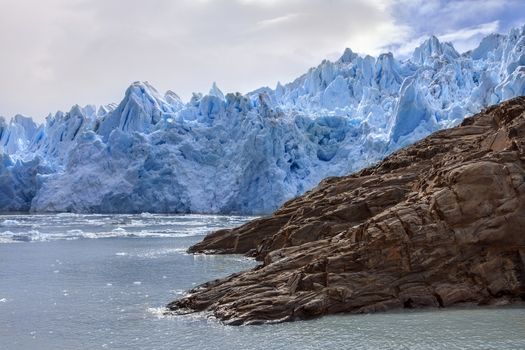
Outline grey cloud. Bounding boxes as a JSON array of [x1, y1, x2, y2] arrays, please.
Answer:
[[0, 0, 404, 120]]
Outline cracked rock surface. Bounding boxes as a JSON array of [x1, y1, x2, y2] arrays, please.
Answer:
[[169, 97, 525, 325]]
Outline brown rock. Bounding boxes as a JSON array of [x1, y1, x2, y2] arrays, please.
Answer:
[[168, 97, 525, 324]]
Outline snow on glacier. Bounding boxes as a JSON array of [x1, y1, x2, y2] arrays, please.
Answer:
[[1, 25, 525, 214]]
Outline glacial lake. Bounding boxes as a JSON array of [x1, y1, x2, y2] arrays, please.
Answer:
[[1, 213, 524, 350]]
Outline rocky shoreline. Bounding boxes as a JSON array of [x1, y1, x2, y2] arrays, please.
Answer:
[[168, 97, 525, 325]]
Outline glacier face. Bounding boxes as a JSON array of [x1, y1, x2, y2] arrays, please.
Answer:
[[1, 25, 525, 214]]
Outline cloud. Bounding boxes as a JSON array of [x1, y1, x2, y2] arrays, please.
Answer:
[[382, 0, 524, 58], [392, 20, 501, 58], [390, 0, 510, 31], [0, 0, 523, 121], [439, 21, 500, 42], [0, 0, 407, 120], [256, 13, 301, 28], [439, 20, 500, 52]]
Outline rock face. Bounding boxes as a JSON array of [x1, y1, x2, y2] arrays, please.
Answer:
[[169, 97, 525, 325]]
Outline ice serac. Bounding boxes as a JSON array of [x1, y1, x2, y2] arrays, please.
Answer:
[[412, 35, 459, 66], [0, 154, 51, 211], [390, 78, 432, 144], [172, 97, 525, 325], [0, 115, 37, 155], [1, 25, 525, 214], [96, 81, 168, 140]]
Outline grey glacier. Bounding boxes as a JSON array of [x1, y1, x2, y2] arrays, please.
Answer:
[[1, 25, 524, 214]]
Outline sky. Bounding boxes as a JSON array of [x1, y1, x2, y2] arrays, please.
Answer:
[[0, 0, 524, 121]]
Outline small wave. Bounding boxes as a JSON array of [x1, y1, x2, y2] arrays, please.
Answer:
[[134, 247, 187, 259], [147, 306, 198, 320], [55, 212, 81, 218], [1, 219, 21, 226], [67, 229, 84, 234], [169, 289, 186, 295], [149, 307, 219, 324], [0, 229, 216, 243], [147, 307, 169, 319], [1, 230, 44, 243], [0, 213, 255, 243], [112, 227, 127, 233], [11, 235, 33, 242]]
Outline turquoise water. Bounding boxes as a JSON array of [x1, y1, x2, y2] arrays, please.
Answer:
[[1, 214, 524, 350]]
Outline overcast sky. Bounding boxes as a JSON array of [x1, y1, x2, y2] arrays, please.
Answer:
[[1, 0, 524, 121]]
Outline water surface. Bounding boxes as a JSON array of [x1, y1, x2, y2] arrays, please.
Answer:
[[1, 214, 524, 350]]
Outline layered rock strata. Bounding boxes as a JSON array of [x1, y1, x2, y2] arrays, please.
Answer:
[[170, 97, 525, 324]]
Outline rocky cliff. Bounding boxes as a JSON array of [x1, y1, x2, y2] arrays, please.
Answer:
[[168, 97, 525, 325]]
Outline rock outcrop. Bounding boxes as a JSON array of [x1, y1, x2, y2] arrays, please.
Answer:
[[169, 97, 525, 325]]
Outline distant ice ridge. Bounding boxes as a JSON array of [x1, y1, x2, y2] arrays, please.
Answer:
[[1, 25, 524, 214]]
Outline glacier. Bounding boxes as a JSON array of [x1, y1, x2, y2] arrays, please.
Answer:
[[1, 25, 525, 214]]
